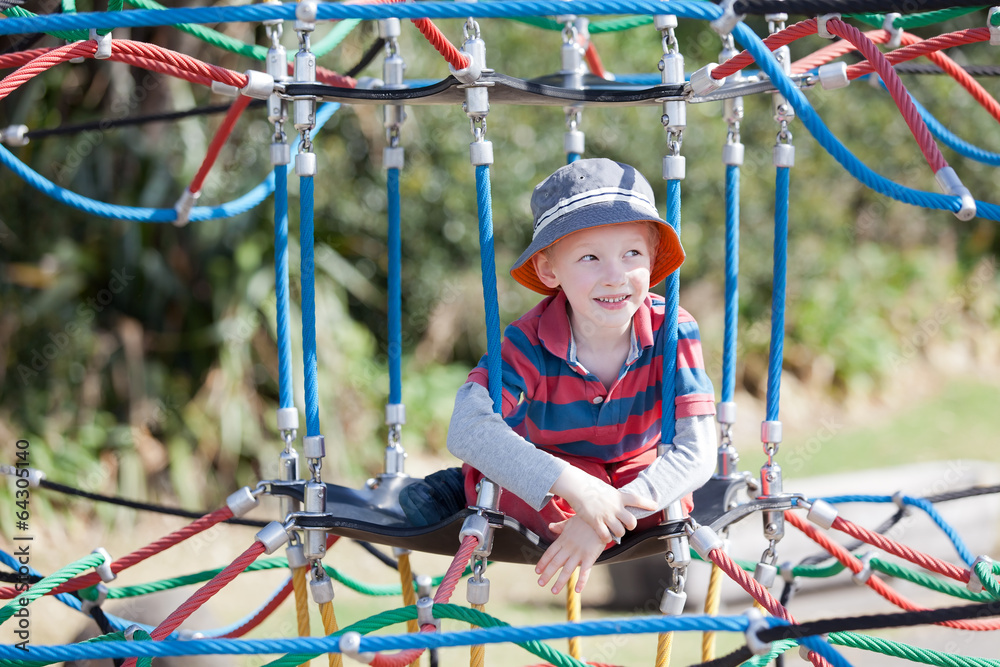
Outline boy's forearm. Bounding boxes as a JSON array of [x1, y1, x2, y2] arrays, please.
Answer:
[[618, 413, 717, 518], [448, 382, 569, 510]]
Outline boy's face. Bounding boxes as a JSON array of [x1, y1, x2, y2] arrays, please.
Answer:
[[533, 222, 653, 339]]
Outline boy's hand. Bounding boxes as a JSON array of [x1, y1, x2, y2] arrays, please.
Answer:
[[535, 516, 605, 594], [550, 467, 658, 543]]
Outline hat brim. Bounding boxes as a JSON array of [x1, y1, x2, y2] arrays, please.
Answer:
[[510, 202, 685, 295]]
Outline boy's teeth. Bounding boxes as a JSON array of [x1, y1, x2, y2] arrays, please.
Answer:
[[598, 296, 627, 303]]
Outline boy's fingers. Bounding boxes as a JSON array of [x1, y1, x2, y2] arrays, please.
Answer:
[[548, 520, 569, 535], [621, 492, 658, 511]]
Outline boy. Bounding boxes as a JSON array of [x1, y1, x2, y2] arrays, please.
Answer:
[[448, 158, 717, 594]]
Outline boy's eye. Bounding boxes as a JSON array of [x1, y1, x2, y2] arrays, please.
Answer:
[[580, 254, 598, 261], [625, 249, 641, 257]]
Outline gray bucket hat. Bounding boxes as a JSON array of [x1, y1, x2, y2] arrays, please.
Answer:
[[510, 158, 685, 295]]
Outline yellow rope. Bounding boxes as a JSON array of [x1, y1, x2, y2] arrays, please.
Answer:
[[397, 551, 422, 667], [319, 601, 344, 667], [470, 602, 486, 667], [566, 568, 582, 660], [701, 563, 723, 661], [655, 631, 674, 667], [292, 567, 312, 667]]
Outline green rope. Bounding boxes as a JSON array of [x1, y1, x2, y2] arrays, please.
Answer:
[[871, 558, 995, 603], [107, 556, 474, 598], [974, 560, 1000, 599], [0, 552, 104, 626], [263, 603, 588, 667], [311, 19, 362, 58], [122, 0, 357, 62], [590, 15, 654, 33], [993, 10, 1000, 27], [61, 0, 76, 16], [123, 0, 267, 59], [1, 6, 87, 41], [742, 639, 798, 666], [831, 630, 1000, 667], [849, 7, 987, 30]]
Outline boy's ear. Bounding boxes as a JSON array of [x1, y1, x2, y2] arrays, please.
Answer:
[[533, 252, 561, 290]]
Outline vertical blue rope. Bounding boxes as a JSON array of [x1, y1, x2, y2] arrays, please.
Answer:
[[722, 163, 740, 404], [300, 174, 320, 437], [274, 166, 293, 410], [661, 179, 681, 445], [476, 164, 502, 414], [387, 167, 402, 405], [766, 167, 789, 422], [566, 152, 581, 163]]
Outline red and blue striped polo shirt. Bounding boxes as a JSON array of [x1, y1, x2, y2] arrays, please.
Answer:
[[467, 290, 716, 464]]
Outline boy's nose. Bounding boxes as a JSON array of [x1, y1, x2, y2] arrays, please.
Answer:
[[602, 261, 628, 285]]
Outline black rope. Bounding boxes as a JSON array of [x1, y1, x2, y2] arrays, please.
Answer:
[[895, 63, 1000, 77], [345, 37, 386, 79], [925, 483, 1000, 504], [24, 99, 266, 141], [0, 0, 25, 10], [693, 601, 1000, 667], [357, 541, 400, 571], [1, 567, 120, 663], [695, 645, 754, 667], [38, 479, 269, 527], [730, 0, 988, 15]]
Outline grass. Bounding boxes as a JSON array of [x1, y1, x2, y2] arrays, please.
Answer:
[[739, 378, 1000, 480]]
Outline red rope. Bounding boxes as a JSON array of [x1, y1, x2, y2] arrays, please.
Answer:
[[829, 515, 969, 583], [829, 18, 947, 173], [188, 94, 252, 194], [220, 577, 294, 638], [584, 41, 607, 80], [790, 29, 888, 74], [121, 540, 267, 667], [0, 506, 235, 600], [0, 41, 95, 102], [708, 547, 830, 666], [0, 47, 56, 70], [411, 18, 470, 71], [109, 52, 215, 87], [712, 19, 818, 80], [111, 39, 247, 88], [368, 535, 478, 667], [786, 511, 1000, 631], [846, 28, 990, 80], [897, 32, 1000, 124]]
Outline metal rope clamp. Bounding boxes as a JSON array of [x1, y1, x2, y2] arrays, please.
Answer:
[[461, 478, 502, 557], [966, 555, 994, 593], [339, 631, 376, 664], [657, 15, 685, 182], [453, 19, 494, 168], [990, 8, 1000, 45], [467, 557, 490, 605]]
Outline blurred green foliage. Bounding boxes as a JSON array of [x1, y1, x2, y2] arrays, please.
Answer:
[[1, 12, 999, 528]]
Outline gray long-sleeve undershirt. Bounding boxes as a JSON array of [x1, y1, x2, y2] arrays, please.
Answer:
[[447, 381, 717, 516]]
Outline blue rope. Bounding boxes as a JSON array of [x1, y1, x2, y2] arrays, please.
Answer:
[[300, 173, 320, 437], [566, 152, 581, 163], [0, 103, 340, 222], [907, 89, 1000, 167], [0, 612, 752, 661], [199, 577, 294, 638], [766, 166, 789, 422], [722, 162, 740, 404], [387, 167, 403, 405], [274, 165, 293, 410], [817, 494, 975, 566], [661, 178, 680, 444], [730, 22, 999, 222], [0, 1, 723, 35], [476, 163, 502, 413], [0, 551, 154, 637], [799, 634, 854, 667]]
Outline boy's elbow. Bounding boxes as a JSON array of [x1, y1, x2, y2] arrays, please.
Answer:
[[694, 442, 716, 486]]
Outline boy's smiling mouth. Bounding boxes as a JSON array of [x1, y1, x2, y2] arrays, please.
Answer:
[[596, 295, 630, 304]]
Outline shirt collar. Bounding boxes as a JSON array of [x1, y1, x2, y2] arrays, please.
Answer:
[[537, 291, 655, 367]]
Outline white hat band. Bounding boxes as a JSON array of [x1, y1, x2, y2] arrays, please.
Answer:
[[532, 186, 661, 239]]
